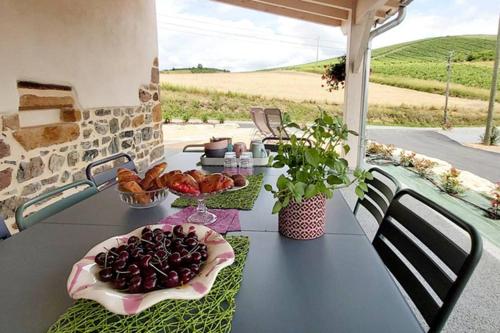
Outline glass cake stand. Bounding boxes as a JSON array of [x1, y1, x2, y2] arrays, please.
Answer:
[[169, 187, 230, 225]]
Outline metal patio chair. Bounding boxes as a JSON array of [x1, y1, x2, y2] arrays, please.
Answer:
[[250, 107, 273, 138], [0, 215, 10, 240], [86, 152, 136, 190], [373, 188, 482, 332], [15, 180, 98, 231], [353, 166, 400, 224]]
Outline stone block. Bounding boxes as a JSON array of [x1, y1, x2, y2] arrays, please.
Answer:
[[153, 92, 159, 101], [83, 128, 93, 139], [153, 57, 159, 67], [152, 104, 162, 123], [108, 136, 119, 155], [41, 175, 59, 185], [121, 139, 133, 149], [72, 169, 86, 181], [61, 171, 70, 183], [0, 196, 27, 219], [150, 145, 165, 161], [120, 130, 134, 138], [139, 89, 152, 102], [17, 157, 44, 182], [113, 108, 122, 117], [21, 182, 42, 196], [83, 149, 99, 162], [82, 110, 90, 120], [60, 108, 81, 122], [0, 140, 10, 159], [94, 120, 108, 135], [13, 123, 79, 151], [142, 127, 153, 141], [48, 154, 65, 173], [121, 116, 131, 129], [110, 118, 119, 134], [2, 114, 20, 131], [151, 67, 159, 84], [19, 94, 73, 110], [95, 109, 111, 116], [0, 168, 13, 191], [102, 136, 111, 145], [67, 151, 79, 167], [132, 114, 145, 128]]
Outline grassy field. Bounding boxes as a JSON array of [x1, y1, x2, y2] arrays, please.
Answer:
[[282, 35, 499, 102], [161, 67, 229, 74], [160, 83, 498, 127]]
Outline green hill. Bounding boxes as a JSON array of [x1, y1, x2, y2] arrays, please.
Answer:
[[283, 35, 498, 101]]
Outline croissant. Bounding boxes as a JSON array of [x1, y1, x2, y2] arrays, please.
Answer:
[[185, 169, 207, 184], [147, 176, 166, 191], [160, 170, 182, 187], [140, 162, 167, 190], [119, 180, 151, 204], [199, 173, 234, 193], [168, 173, 200, 195], [117, 168, 141, 184]]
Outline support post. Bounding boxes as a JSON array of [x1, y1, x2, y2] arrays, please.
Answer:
[[342, 13, 374, 168], [484, 15, 500, 145]]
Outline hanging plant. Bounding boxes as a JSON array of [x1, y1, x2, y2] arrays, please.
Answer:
[[321, 56, 346, 91]]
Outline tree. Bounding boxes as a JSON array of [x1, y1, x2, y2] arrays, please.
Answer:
[[197, 64, 203, 69]]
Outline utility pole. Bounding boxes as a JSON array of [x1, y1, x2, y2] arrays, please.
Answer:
[[484, 15, 500, 145], [443, 51, 454, 127], [316, 36, 320, 62]]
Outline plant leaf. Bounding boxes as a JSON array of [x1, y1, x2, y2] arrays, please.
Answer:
[[277, 175, 288, 190], [264, 184, 273, 192], [272, 201, 282, 214], [305, 148, 320, 167], [355, 186, 365, 199], [304, 184, 317, 198], [327, 174, 343, 185]]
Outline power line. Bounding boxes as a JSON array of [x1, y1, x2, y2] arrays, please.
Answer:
[[157, 21, 345, 51], [157, 15, 345, 45]]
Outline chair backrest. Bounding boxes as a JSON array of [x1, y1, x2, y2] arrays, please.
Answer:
[[0, 215, 10, 240], [183, 144, 205, 152], [86, 153, 136, 189], [250, 107, 273, 136], [15, 180, 98, 231], [373, 189, 482, 332], [264, 108, 289, 138], [353, 167, 400, 224]]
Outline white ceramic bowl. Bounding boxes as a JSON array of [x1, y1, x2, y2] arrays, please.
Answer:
[[67, 223, 235, 315]]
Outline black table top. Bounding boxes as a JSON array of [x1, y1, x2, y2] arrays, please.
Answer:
[[0, 153, 423, 332]]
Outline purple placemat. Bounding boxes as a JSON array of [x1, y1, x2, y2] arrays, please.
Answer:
[[159, 207, 241, 234]]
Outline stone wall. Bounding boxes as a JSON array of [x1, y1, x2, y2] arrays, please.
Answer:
[[0, 58, 164, 233]]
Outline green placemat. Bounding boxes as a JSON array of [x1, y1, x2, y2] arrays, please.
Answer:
[[171, 174, 264, 210], [48, 236, 250, 333]]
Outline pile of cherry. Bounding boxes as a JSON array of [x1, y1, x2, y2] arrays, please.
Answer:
[[95, 225, 208, 293]]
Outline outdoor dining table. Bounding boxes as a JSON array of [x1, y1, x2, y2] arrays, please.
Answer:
[[0, 153, 423, 332]]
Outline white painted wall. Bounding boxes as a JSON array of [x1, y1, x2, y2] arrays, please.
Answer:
[[0, 0, 158, 113]]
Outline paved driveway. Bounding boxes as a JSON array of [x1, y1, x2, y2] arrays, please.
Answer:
[[367, 128, 500, 182]]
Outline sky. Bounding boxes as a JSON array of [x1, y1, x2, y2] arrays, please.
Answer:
[[156, 0, 500, 72]]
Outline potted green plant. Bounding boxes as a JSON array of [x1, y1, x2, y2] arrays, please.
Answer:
[[264, 111, 372, 240]]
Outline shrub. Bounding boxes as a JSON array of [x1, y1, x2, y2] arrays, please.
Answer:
[[217, 114, 225, 124], [282, 112, 291, 124], [182, 113, 191, 123], [440, 167, 465, 195], [412, 157, 436, 177], [399, 150, 416, 167], [201, 114, 209, 123], [488, 183, 500, 219], [366, 142, 395, 159], [480, 125, 499, 145], [163, 112, 172, 124]]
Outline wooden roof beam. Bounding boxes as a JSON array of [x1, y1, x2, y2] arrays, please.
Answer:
[[259, 0, 349, 20], [301, 0, 354, 11], [213, 0, 343, 26]]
